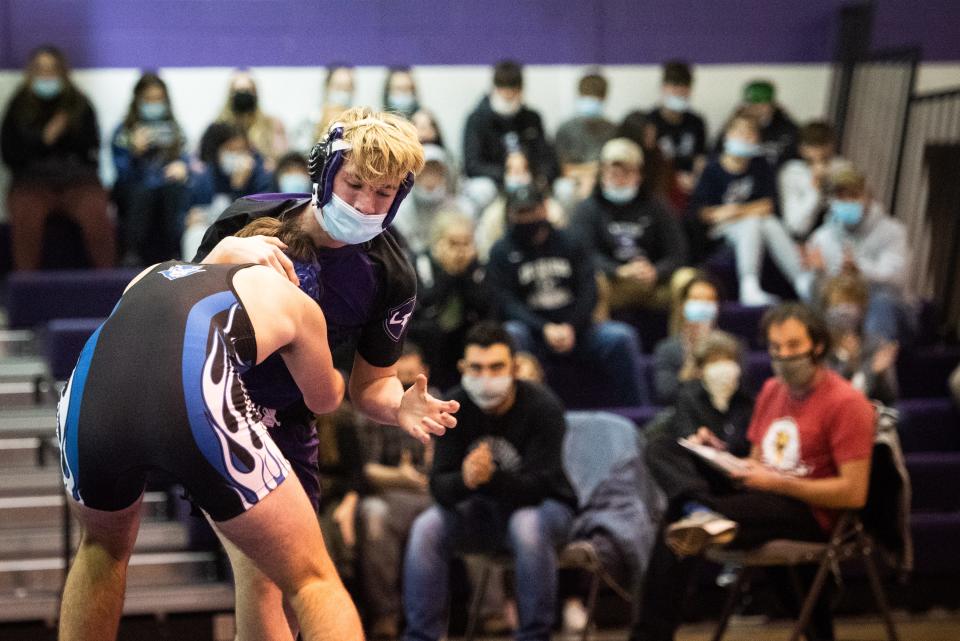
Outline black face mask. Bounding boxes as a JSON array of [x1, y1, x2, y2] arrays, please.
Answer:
[[510, 220, 550, 246], [231, 90, 257, 114]]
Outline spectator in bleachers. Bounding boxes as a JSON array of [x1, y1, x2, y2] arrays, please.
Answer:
[[409, 212, 492, 391], [778, 121, 852, 241], [463, 60, 559, 189], [806, 166, 914, 343], [475, 150, 566, 261], [293, 63, 355, 151], [486, 183, 650, 406], [111, 72, 191, 265], [630, 302, 875, 641], [646, 60, 708, 196], [820, 273, 898, 405], [393, 144, 477, 255], [216, 69, 287, 171], [1, 45, 115, 270], [193, 122, 274, 204], [716, 80, 799, 169], [402, 322, 576, 641], [553, 69, 617, 209], [315, 402, 369, 593], [653, 273, 721, 405], [382, 66, 420, 120], [411, 108, 445, 148], [271, 151, 312, 194], [357, 345, 434, 639], [571, 137, 688, 314], [690, 113, 812, 306], [647, 331, 755, 506], [617, 110, 674, 203]]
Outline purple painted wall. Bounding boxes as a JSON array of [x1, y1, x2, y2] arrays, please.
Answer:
[[0, 0, 957, 70]]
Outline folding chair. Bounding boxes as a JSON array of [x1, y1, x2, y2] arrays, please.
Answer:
[[704, 404, 911, 641], [463, 411, 642, 641]]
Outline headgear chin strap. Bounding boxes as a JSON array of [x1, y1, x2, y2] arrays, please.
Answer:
[[307, 120, 416, 229]]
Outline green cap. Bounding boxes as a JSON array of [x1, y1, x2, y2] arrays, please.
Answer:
[[743, 81, 775, 104]]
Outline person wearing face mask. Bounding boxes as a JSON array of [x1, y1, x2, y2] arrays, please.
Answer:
[[571, 137, 688, 314], [645, 331, 754, 509], [409, 212, 493, 391], [778, 121, 853, 242], [271, 151, 312, 194], [645, 60, 708, 196], [630, 302, 875, 641], [652, 273, 722, 405], [806, 166, 913, 343], [714, 80, 799, 170], [192, 123, 274, 208], [353, 344, 438, 639], [1, 45, 114, 270], [403, 322, 576, 641], [393, 144, 477, 255], [475, 149, 567, 261], [463, 59, 559, 188], [382, 66, 421, 120], [691, 113, 813, 306], [216, 69, 288, 171], [554, 71, 617, 192], [192, 107, 461, 641], [486, 184, 650, 406], [112, 72, 193, 265], [820, 273, 899, 405]]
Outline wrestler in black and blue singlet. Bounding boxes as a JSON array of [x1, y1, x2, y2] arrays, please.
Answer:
[[193, 193, 417, 510], [57, 261, 291, 521]]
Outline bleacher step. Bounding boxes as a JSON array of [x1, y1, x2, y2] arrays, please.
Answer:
[[0, 466, 62, 495], [0, 581, 234, 623], [0, 491, 167, 530], [0, 550, 222, 595], [0, 408, 58, 439], [0, 520, 190, 560]]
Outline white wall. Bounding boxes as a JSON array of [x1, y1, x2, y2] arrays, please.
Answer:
[[0, 62, 956, 223]]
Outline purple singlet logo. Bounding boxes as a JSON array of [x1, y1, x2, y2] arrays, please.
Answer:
[[384, 296, 416, 342]]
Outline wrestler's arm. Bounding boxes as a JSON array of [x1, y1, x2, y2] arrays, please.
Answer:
[[201, 235, 299, 285], [349, 353, 459, 445]]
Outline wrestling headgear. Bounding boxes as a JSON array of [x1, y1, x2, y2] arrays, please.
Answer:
[[307, 120, 415, 229]]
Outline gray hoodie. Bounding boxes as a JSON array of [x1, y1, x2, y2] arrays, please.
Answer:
[[808, 200, 909, 294]]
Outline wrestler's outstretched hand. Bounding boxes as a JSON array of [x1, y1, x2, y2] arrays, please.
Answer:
[[202, 235, 299, 285], [398, 374, 459, 445]]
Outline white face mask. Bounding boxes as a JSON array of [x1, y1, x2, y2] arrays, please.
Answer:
[[315, 193, 388, 245], [701, 360, 741, 412], [461, 374, 513, 410], [490, 92, 521, 117], [327, 89, 353, 108]]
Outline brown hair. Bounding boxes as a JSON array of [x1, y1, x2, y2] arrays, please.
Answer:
[[798, 120, 836, 147], [235, 217, 315, 262], [820, 273, 869, 309]]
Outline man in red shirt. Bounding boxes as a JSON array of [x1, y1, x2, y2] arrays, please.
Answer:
[[629, 302, 874, 641]]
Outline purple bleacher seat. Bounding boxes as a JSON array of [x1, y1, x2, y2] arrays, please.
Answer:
[[895, 397, 960, 453], [603, 405, 662, 427], [743, 351, 773, 395], [542, 354, 655, 410], [611, 308, 669, 355], [906, 452, 960, 513], [910, 512, 960, 576], [4, 269, 138, 329], [46, 318, 105, 381], [896, 345, 960, 399], [717, 302, 768, 349], [700, 244, 798, 302]]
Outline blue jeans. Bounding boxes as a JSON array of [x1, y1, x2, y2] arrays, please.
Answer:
[[505, 319, 650, 406], [864, 283, 916, 344], [402, 497, 574, 641]]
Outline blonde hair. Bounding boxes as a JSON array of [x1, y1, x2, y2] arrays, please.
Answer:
[[235, 217, 315, 262], [430, 210, 475, 246], [334, 107, 425, 187]]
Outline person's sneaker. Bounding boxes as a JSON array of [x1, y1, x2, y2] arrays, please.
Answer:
[[739, 280, 779, 307], [666, 510, 738, 557], [563, 597, 589, 632]]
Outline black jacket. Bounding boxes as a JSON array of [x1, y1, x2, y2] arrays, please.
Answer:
[[463, 95, 559, 184], [571, 189, 688, 281]]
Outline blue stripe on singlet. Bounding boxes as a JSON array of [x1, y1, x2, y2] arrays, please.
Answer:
[[181, 290, 259, 505]]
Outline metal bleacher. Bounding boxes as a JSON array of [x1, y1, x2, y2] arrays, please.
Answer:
[[0, 319, 234, 628]]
